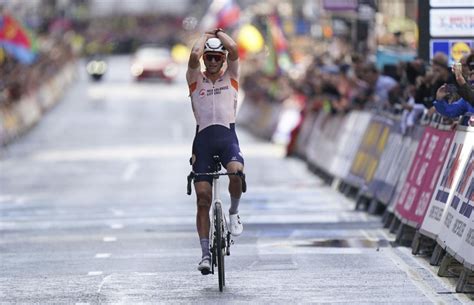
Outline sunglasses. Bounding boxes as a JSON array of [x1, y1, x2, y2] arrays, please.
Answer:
[[204, 54, 224, 62]]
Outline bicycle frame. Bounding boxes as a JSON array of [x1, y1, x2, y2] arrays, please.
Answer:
[[186, 157, 246, 290], [209, 173, 228, 271]]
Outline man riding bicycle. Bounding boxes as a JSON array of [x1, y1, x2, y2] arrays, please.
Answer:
[[186, 29, 244, 274]]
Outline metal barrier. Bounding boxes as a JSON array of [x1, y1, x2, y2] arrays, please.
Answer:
[[240, 98, 474, 292]]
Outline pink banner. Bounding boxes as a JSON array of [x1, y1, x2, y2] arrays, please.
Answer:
[[395, 126, 454, 227]]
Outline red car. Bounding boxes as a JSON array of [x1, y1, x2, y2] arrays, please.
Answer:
[[130, 46, 179, 82]]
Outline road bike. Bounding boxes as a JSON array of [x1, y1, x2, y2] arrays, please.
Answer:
[[187, 156, 246, 292]]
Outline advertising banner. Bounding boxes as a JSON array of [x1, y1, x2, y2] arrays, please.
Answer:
[[420, 127, 472, 239], [332, 111, 372, 180], [430, 9, 474, 38], [369, 117, 402, 204], [430, 39, 474, 65], [305, 111, 329, 169], [388, 125, 426, 212], [345, 115, 391, 189], [294, 111, 318, 157], [437, 142, 474, 267], [394, 125, 454, 228], [313, 113, 346, 174]]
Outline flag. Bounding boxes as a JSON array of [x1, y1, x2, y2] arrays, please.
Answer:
[[0, 14, 37, 64], [200, 0, 240, 31], [263, 13, 292, 76], [216, 0, 240, 29]]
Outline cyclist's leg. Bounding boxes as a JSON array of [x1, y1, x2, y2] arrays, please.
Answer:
[[195, 181, 212, 240], [221, 139, 245, 236], [194, 179, 213, 273], [226, 161, 244, 199], [192, 131, 215, 265], [220, 124, 245, 197]]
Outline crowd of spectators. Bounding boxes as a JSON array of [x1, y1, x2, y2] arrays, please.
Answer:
[[0, 13, 185, 109], [0, 36, 75, 107], [242, 45, 474, 142]]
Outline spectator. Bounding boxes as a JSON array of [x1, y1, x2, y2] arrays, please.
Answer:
[[361, 62, 398, 110], [454, 53, 474, 105], [414, 52, 454, 108], [433, 70, 474, 118]]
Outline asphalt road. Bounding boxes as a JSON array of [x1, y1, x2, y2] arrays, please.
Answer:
[[0, 56, 472, 304]]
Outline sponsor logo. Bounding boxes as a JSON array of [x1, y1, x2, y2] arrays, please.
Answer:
[[199, 89, 206, 98]]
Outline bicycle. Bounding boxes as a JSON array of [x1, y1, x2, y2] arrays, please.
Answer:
[[187, 155, 246, 292]]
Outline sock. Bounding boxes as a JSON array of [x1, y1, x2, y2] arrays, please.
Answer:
[[200, 238, 210, 258], [229, 196, 240, 215]]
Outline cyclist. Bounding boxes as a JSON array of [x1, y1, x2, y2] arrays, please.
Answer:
[[186, 29, 244, 274]]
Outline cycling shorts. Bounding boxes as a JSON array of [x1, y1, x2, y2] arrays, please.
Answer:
[[192, 123, 244, 184]]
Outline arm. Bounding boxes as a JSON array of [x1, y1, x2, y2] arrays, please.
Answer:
[[457, 82, 474, 105], [215, 29, 238, 61], [434, 99, 467, 118], [186, 34, 213, 83], [208, 29, 239, 80]]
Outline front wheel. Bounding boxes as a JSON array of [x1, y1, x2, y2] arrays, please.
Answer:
[[215, 202, 225, 291]]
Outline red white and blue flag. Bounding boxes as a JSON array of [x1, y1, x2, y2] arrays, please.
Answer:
[[200, 0, 241, 31], [0, 14, 37, 64]]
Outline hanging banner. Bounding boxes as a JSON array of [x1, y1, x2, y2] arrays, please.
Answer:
[[437, 143, 474, 267], [345, 115, 391, 189], [394, 125, 455, 228], [419, 126, 473, 239], [388, 125, 427, 212]]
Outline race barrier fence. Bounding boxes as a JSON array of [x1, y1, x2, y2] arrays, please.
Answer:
[[0, 62, 76, 146], [240, 95, 474, 292]]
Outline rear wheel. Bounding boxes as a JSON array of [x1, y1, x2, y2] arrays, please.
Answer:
[[215, 202, 225, 292]]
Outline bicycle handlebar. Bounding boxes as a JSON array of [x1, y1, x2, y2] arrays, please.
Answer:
[[187, 171, 247, 195]]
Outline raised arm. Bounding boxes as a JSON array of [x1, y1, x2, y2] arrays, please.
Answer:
[[215, 29, 238, 61], [188, 34, 212, 70]]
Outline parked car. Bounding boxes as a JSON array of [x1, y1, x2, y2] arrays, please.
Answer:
[[130, 45, 179, 82]]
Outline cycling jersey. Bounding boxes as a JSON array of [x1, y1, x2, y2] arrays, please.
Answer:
[[187, 59, 243, 182], [187, 59, 239, 133]]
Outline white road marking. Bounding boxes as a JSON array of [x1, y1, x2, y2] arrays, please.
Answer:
[[95, 253, 111, 258], [0, 195, 14, 203], [110, 209, 124, 216], [103, 237, 117, 242], [31, 143, 285, 161], [384, 248, 452, 304], [110, 223, 124, 229], [88, 271, 103, 276], [121, 161, 140, 181], [360, 229, 380, 242]]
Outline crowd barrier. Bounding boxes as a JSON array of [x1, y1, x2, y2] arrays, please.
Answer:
[[240, 97, 474, 293], [0, 62, 76, 146]]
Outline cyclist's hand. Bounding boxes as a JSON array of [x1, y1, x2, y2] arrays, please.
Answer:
[[204, 31, 216, 38]]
